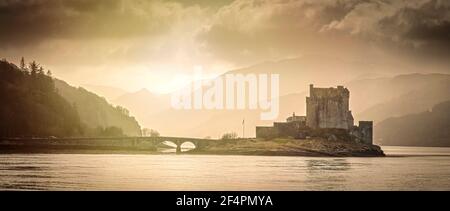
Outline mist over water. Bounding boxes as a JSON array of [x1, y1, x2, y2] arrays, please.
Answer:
[[1, 146, 450, 191]]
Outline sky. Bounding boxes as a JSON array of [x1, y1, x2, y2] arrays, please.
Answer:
[[0, 0, 449, 93]]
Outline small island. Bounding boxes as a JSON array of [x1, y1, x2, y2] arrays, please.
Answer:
[[189, 84, 384, 157], [187, 138, 384, 157]]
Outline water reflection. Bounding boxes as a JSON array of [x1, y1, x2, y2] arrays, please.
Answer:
[[306, 159, 351, 171], [303, 159, 351, 190]]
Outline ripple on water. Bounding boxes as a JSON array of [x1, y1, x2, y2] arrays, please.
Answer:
[[0, 147, 449, 190]]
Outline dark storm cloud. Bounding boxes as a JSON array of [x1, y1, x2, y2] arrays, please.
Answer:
[[378, 0, 450, 42], [323, 0, 450, 59], [376, 0, 450, 62], [196, 0, 367, 63], [197, 0, 357, 63], [199, 0, 450, 65], [1, 0, 449, 68], [406, 20, 450, 42], [0, 0, 184, 47]]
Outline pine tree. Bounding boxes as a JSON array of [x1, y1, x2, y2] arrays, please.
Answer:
[[20, 57, 27, 71], [29, 61, 39, 77]]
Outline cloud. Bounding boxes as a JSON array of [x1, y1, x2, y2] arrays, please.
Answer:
[[0, 0, 218, 67], [199, 0, 450, 66], [0, 0, 449, 92], [198, 0, 356, 64], [0, 0, 207, 47], [2, 0, 448, 65], [377, 0, 450, 59], [321, 0, 450, 45]]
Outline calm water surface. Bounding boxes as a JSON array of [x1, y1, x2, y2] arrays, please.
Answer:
[[1, 146, 450, 190]]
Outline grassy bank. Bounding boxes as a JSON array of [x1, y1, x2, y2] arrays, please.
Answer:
[[187, 138, 385, 157]]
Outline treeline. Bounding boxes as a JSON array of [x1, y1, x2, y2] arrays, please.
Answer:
[[54, 79, 142, 136], [0, 58, 138, 138]]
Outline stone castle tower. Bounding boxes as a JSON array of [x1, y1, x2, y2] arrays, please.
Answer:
[[256, 84, 373, 145], [306, 84, 354, 129]]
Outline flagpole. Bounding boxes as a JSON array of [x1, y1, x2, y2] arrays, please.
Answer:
[[242, 119, 245, 138]]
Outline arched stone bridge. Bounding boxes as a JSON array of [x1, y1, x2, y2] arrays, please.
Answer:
[[0, 136, 224, 154], [126, 136, 217, 153]]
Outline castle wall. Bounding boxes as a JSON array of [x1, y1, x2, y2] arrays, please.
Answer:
[[256, 121, 308, 139], [358, 121, 373, 145], [256, 126, 278, 139], [306, 84, 354, 130], [349, 121, 373, 145]]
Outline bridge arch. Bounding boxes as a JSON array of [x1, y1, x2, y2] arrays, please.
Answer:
[[179, 141, 196, 152], [159, 140, 177, 148], [136, 136, 209, 154], [155, 140, 197, 153]]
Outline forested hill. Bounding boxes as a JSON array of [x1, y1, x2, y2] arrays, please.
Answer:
[[0, 59, 83, 137], [54, 79, 141, 136], [0, 59, 141, 137]]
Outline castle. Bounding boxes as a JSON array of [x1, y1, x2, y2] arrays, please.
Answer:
[[256, 84, 373, 145]]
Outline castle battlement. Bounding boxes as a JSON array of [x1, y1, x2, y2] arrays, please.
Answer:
[[308, 84, 349, 99]]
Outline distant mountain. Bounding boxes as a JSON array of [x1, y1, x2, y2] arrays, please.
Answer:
[[55, 80, 142, 136], [225, 54, 409, 95], [112, 88, 171, 124], [0, 60, 83, 137], [375, 101, 450, 147], [348, 74, 450, 122], [108, 55, 449, 138], [82, 84, 128, 101]]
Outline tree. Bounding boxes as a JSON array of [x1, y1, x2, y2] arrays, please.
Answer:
[[142, 128, 150, 136], [92, 126, 124, 137], [20, 57, 27, 71], [102, 126, 124, 137], [141, 128, 160, 137], [116, 106, 130, 116], [221, 132, 238, 140], [150, 129, 160, 137], [29, 61, 39, 77]]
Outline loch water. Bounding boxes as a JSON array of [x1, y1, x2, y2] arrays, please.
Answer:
[[1, 146, 450, 190]]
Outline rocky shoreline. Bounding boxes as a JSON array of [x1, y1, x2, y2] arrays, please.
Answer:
[[186, 138, 385, 157]]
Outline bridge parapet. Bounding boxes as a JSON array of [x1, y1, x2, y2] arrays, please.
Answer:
[[147, 136, 228, 152], [0, 136, 229, 154]]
